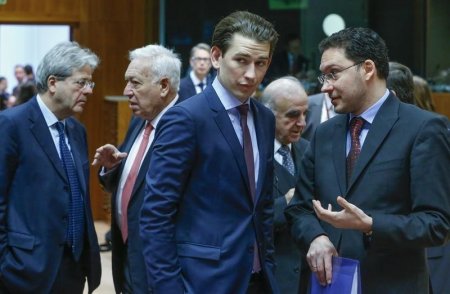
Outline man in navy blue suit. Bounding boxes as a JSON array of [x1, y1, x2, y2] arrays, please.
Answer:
[[178, 43, 213, 103], [0, 42, 101, 293], [92, 44, 181, 294], [140, 11, 279, 294]]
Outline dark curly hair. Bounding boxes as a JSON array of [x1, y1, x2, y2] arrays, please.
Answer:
[[319, 27, 389, 80]]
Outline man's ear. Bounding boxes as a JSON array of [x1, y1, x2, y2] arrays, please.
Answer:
[[48, 75, 58, 94], [160, 77, 170, 97], [210, 46, 222, 70], [362, 60, 376, 81]]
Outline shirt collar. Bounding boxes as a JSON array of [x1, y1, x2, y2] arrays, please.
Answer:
[[36, 94, 64, 127], [189, 70, 206, 86], [212, 77, 250, 111], [274, 139, 291, 154], [349, 89, 390, 124]]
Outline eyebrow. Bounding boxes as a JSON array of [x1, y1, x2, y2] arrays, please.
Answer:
[[285, 109, 301, 117], [235, 53, 270, 60]]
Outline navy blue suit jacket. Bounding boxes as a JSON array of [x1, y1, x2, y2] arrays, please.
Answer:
[[0, 97, 101, 293], [177, 74, 213, 103], [140, 87, 279, 293], [99, 117, 150, 294], [286, 94, 450, 294]]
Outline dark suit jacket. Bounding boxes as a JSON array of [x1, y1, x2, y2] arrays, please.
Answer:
[[273, 139, 309, 294], [286, 94, 450, 294], [177, 74, 213, 103], [427, 244, 450, 294], [140, 87, 279, 294], [0, 97, 101, 293], [302, 93, 325, 141], [99, 117, 150, 294]]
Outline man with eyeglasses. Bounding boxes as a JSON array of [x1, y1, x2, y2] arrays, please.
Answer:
[[285, 27, 450, 294], [178, 42, 213, 103], [0, 41, 101, 293]]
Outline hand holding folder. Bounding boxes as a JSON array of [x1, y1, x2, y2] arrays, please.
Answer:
[[311, 256, 361, 294]]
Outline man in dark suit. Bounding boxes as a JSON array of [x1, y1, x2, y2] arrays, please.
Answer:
[[0, 41, 101, 293], [92, 44, 181, 294], [261, 76, 309, 294], [140, 11, 279, 294], [285, 27, 450, 294], [177, 43, 213, 103], [302, 92, 335, 141]]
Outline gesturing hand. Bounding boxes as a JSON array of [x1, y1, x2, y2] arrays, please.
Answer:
[[313, 196, 372, 233], [91, 144, 127, 169]]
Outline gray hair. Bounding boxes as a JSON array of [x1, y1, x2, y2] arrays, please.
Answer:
[[261, 76, 304, 112], [190, 43, 211, 58], [129, 44, 181, 92], [36, 41, 99, 93]]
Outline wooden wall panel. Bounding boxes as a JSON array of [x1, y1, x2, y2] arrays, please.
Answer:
[[0, 0, 80, 23], [77, 0, 157, 220], [0, 0, 158, 220], [432, 93, 450, 119]]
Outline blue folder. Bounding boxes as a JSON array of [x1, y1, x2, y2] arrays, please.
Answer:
[[310, 256, 361, 294]]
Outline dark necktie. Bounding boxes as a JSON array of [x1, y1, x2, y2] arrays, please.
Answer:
[[346, 117, 365, 183], [236, 104, 261, 273], [278, 145, 295, 176], [121, 122, 153, 242], [237, 104, 256, 199], [197, 82, 204, 92], [56, 122, 85, 260]]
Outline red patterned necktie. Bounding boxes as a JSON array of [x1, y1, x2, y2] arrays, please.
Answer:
[[236, 104, 261, 273], [121, 122, 153, 242], [346, 117, 364, 183]]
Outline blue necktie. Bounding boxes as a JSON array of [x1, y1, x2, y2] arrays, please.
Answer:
[[56, 122, 85, 260], [278, 145, 295, 176], [197, 82, 204, 92]]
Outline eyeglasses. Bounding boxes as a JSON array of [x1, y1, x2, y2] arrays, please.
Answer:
[[317, 61, 364, 84], [74, 80, 95, 90], [191, 57, 210, 63]]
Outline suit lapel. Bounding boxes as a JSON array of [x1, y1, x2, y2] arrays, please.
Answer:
[[66, 119, 87, 198], [292, 139, 308, 175], [332, 115, 348, 195], [206, 88, 252, 201], [274, 161, 296, 195], [116, 118, 146, 181], [131, 120, 152, 196], [29, 98, 67, 181], [187, 77, 197, 98], [347, 95, 399, 191], [252, 100, 268, 201]]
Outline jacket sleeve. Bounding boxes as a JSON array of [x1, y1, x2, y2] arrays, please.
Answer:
[[0, 115, 18, 264], [140, 106, 196, 293]]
